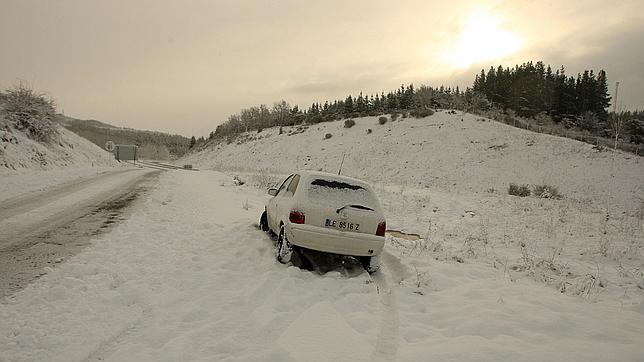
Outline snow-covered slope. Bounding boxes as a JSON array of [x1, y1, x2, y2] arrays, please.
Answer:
[[1, 111, 126, 202], [183, 111, 643, 210], [1, 115, 111, 175], [183, 111, 643, 317]]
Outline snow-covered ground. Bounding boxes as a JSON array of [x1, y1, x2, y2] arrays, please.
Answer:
[[1, 112, 642, 360], [182, 112, 643, 303], [1, 170, 642, 361]]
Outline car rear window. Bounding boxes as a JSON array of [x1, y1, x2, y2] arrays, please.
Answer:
[[310, 179, 365, 191], [307, 177, 378, 208]]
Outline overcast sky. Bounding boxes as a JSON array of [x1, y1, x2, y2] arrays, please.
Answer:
[[1, 0, 642, 136]]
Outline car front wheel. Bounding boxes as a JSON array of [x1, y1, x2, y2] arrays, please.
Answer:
[[260, 210, 269, 232], [276, 225, 293, 264]]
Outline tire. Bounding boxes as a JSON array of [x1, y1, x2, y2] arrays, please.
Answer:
[[276, 225, 293, 264], [358, 255, 380, 274], [260, 210, 269, 232]]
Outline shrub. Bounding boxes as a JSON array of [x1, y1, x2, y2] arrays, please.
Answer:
[[378, 116, 388, 125], [508, 183, 531, 197], [533, 184, 562, 199], [344, 119, 356, 128], [251, 169, 279, 189], [4, 85, 58, 142], [324, 133, 333, 139], [410, 108, 435, 118], [366, 128, 372, 134], [391, 113, 399, 121]]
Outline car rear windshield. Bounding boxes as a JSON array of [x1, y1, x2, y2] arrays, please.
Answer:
[[307, 178, 378, 208]]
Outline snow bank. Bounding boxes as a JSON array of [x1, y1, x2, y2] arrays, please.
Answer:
[[0, 124, 112, 175], [1, 113, 132, 201]]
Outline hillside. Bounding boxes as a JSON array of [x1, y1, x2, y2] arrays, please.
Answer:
[[60, 115, 191, 159], [183, 110, 644, 306], [1, 107, 112, 175], [183, 110, 643, 210]]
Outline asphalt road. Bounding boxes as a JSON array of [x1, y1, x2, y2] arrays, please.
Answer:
[[0, 168, 160, 299]]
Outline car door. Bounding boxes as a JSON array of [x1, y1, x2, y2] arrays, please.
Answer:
[[276, 174, 301, 224], [268, 174, 293, 231]]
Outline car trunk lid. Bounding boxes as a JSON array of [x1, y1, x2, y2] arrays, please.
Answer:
[[303, 177, 382, 236]]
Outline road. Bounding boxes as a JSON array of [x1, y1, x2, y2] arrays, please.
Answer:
[[0, 168, 160, 298]]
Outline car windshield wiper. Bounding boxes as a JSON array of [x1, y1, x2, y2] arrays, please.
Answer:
[[336, 204, 374, 213]]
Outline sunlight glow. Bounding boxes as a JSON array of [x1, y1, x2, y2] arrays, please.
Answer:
[[446, 11, 522, 69]]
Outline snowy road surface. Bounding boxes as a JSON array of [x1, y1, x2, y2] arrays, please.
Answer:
[[0, 168, 159, 297], [1, 170, 643, 361]]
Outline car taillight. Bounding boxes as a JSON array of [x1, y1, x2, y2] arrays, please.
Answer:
[[376, 221, 386, 236], [289, 210, 305, 224]]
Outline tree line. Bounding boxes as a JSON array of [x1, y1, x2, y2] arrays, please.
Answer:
[[62, 117, 191, 158], [210, 85, 488, 140], [473, 61, 610, 123], [204, 60, 642, 146]]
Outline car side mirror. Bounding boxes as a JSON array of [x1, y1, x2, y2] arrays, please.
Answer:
[[268, 188, 278, 196]]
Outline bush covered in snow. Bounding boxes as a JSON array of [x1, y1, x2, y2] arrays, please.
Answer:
[[508, 183, 531, 197], [3, 85, 58, 142], [533, 184, 563, 199], [344, 119, 356, 128], [410, 108, 435, 118]]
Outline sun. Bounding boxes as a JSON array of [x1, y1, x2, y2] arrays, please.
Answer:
[[446, 11, 522, 69]]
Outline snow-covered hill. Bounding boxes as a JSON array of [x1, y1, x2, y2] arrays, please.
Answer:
[[1, 114, 111, 175], [183, 111, 643, 210], [183, 111, 643, 307], [0, 109, 125, 202]]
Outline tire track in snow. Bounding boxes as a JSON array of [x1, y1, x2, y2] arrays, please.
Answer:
[[85, 223, 283, 361], [370, 250, 400, 361]]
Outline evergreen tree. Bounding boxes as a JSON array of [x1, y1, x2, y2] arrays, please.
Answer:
[[344, 95, 354, 114], [594, 70, 611, 120]]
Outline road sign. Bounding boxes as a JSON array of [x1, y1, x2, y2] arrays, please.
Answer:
[[105, 141, 115, 152]]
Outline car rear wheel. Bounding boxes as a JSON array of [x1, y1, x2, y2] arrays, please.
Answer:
[[276, 225, 293, 264]]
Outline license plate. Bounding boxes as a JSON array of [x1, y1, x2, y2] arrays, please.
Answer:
[[325, 218, 360, 231]]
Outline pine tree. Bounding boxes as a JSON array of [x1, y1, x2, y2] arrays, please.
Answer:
[[594, 70, 611, 120], [344, 95, 354, 114]]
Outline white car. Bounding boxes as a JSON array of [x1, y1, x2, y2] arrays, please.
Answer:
[[259, 171, 386, 273]]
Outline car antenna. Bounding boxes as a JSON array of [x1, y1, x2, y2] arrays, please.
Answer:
[[338, 153, 346, 175]]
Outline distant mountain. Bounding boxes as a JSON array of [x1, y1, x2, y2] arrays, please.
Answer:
[[59, 115, 191, 159], [59, 117, 119, 130]]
